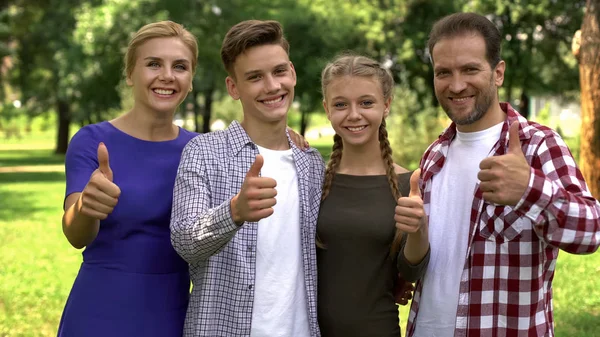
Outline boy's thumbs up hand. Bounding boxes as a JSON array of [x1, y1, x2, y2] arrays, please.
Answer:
[[230, 155, 278, 225]]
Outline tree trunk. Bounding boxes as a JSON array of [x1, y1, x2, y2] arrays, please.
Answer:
[[505, 79, 513, 106], [202, 86, 214, 134], [519, 91, 530, 119], [300, 110, 309, 136], [579, 0, 600, 199], [55, 99, 71, 155]]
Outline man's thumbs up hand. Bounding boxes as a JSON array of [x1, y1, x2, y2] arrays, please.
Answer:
[[478, 121, 530, 206]]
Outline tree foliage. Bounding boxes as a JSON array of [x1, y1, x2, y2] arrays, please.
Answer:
[[2, 0, 588, 152]]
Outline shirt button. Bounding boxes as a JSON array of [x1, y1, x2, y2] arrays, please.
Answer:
[[247, 245, 253, 252], [248, 284, 253, 290]]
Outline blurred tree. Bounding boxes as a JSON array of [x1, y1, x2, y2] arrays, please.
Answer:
[[464, 0, 586, 118], [5, 0, 589, 149], [574, 0, 600, 198], [285, 0, 372, 134], [9, 0, 99, 154], [72, 0, 170, 127], [71, 0, 313, 134], [391, 0, 461, 120], [0, 7, 12, 104]]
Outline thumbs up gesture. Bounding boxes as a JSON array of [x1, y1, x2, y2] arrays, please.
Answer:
[[394, 169, 426, 233], [478, 121, 531, 206], [79, 143, 121, 220], [231, 155, 278, 224]]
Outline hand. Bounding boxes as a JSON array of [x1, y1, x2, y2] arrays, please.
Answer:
[[395, 169, 426, 233], [231, 155, 278, 224], [287, 126, 309, 150], [79, 143, 121, 220], [394, 276, 415, 305], [478, 121, 530, 206]]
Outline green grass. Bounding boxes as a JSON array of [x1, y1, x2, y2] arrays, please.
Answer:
[[0, 149, 65, 168], [0, 166, 80, 336], [1, 143, 599, 336]]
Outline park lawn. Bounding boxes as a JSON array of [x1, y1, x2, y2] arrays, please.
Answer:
[[0, 147, 599, 336], [0, 170, 80, 336]]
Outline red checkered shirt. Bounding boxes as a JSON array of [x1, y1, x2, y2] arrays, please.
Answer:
[[406, 103, 600, 337]]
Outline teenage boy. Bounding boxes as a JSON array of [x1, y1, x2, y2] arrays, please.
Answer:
[[170, 20, 324, 337]]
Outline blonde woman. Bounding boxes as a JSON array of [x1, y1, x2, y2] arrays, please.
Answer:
[[58, 21, 198, 337]]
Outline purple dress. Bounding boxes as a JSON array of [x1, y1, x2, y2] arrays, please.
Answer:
[[57, 121, 197, 337]]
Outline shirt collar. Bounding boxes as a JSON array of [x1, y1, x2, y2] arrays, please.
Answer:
[[226, 120, 310, 156], [227, 120, 255, 156]]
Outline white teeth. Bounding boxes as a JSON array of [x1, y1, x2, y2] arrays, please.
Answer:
[[154, 89, 174, 95], [347, 126, 366, 132], [453, 97, 469, 102], [263, 96, 283, 105]]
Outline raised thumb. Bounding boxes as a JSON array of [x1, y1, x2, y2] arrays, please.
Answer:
[[246, 154, 264, 178], [508, 121, 523, 155], [409, 168, 422, 198], [97, 142, 113, 181]]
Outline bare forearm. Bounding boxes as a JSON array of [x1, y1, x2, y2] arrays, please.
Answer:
[[62, 195, 99, 249], [403, 226, 429, 265]]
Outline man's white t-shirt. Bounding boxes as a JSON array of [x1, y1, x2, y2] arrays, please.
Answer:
[[414, 122, 503, 336], [250, 145, 310, 337]]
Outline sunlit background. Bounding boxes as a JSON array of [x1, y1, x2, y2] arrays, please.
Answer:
[[0, 1, 598, 336]]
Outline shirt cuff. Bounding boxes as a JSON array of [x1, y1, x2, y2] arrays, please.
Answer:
[[215, 199, 243, 233], [514, 167, 552, 223], [397, 245, 431, 282]]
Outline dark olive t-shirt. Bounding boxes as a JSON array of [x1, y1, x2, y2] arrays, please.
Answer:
[[317, 172, 428, 337]]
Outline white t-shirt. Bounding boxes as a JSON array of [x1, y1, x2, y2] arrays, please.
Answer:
[[250, 145, 309, 337], [414, 122, 503, 336]]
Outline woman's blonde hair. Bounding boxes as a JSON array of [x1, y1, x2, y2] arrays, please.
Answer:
[[124, 20, 199, 78]]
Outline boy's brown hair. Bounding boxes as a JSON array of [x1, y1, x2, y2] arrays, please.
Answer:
[[220, 20, 290, 77]]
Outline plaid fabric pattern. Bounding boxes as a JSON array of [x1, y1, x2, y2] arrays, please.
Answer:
[[170, 121, 325, 337], [407, 103, 600, 337]]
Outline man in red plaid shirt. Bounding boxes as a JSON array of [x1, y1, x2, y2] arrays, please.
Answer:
[[406, 12, 600, 337]]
